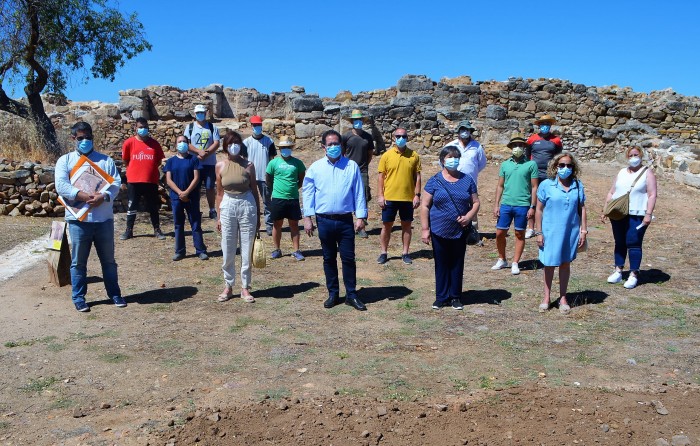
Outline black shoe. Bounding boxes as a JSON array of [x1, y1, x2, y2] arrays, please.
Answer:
[[323, 295, 341, 309], [154, 228, 166, 240], [451, 298, 464, 310], [120, 230, 133, 240], [402, 254, 413, 265], [432, 300, 443, 310], [377, 253, 388, 264], [345, 296, 367, 311]]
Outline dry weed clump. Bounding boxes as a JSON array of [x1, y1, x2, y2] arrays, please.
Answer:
[[0, 113, 71, 163]]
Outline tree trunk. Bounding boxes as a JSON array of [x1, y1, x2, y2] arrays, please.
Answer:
[[26, 91, 63, 160]]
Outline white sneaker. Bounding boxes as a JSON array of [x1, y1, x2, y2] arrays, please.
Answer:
[[525, 229, 535, 239], [511, 262, 520, 275], [624, 275, 638, 289], [491, 258, 508, 270], [607, 270, 622, 284]]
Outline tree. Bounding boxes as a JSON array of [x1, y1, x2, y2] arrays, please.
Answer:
[[0, 0, 151, 159]]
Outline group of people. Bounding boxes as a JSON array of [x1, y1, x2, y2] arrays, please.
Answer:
[[54, 109, 657, 315]]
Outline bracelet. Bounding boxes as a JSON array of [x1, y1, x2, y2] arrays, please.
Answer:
[[580, 230, 588, 234], [534, 231, 543, 236]]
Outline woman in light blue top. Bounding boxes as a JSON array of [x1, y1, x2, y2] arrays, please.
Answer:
[[534, 152, 588, 315]]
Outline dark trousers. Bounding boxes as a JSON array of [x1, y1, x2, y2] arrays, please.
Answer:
[[611, 215, 648, 271], [126, 183, 160, 229], [431, 232, 467, 304], [172, 196, 206, 255], [316, 214, 356, 299]]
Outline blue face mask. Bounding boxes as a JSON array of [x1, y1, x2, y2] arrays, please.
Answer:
[[540, 124, 551, 135], [280, 148, 292, 158], [252, 125, 263, 136], [459, 130, 471, 140], [76, 139, 93, 154], [395, 137, 407, 148], [557, 167, 573, 179], [195, 112, 206, 121], [353, 119, 363, 130], [326, 144, 342, 159], [137, 127, 149, 137], [177, 142, 189, 154], [444, 157, 460, 170]]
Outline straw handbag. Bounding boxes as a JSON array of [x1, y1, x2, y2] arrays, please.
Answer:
[[252, 234, 267, 269]]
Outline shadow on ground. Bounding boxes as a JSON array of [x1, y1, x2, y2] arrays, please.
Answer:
[[254, 281, 320, 299], [460, 288, 512, 305], [359, 285, 413, 304]]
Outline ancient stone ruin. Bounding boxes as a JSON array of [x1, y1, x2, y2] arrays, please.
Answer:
[[0, 74, 698, 217]]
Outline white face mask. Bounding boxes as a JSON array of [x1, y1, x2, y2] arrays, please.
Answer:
[[628, 156, 641, 168], [228, 143, 241, 156]]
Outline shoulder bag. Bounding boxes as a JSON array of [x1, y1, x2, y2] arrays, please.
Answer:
[[437, 176, 480, 245], [603, 167, 647, 221]]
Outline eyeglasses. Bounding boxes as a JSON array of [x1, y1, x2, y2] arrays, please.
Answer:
[[557, 163, 573, 168], [76, 136, 93, 141]]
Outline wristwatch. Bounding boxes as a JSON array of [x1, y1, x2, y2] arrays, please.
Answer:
[[529, 205, 535, 209], [103, 193, 111, 202], [415, 193, 421, 197]]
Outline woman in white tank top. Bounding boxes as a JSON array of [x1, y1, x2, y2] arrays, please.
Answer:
[[601, 147, 657, 289]]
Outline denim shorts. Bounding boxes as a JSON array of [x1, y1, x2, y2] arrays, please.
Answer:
[[200, 165, 216, 190], [381, 200, 414, 222], [496, 204, 529, 231]]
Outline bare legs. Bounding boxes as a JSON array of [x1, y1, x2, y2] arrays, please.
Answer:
[[541, 262, 571, 308]]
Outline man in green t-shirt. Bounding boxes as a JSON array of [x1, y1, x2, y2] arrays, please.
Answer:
[[492, 134, 539, 275], [265, 136, 307, 261]]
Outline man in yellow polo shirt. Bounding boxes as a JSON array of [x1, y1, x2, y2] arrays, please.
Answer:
[[376, 128, 422, 265]]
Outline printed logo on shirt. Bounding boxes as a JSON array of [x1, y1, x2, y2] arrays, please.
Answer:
[[194, 130, 211, 149], [133, 152, 155, 161]]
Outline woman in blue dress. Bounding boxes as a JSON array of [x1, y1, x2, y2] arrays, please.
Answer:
[[534, 152, 588, 314], [420, 146, 480, 311]]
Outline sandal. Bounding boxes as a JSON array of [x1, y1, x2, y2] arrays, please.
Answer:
[[559, 304, 571, 315], [539, 302, 550, 313], [240, 293, 255, 303], [217, 288, 233, 302]]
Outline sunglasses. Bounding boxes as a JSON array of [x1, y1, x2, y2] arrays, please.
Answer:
[[395, 134, 407, 139], [75, 136, 93, 141], [557, 163, 573, 168]]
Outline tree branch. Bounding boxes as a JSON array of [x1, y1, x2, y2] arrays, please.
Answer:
[[23, 0, 48, 96], [0, 85, 31, 118]]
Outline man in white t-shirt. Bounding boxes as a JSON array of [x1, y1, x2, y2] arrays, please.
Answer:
[[243, 115, 277, 235], [184, 104, 220, 219]]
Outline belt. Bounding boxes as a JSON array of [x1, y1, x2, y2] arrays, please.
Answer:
[[316, 213, 353, 220]]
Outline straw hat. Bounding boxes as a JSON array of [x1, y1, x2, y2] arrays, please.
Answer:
[[345, 109, 366, 121], [277, 136, 295, 147], [534, 114, 556, 125]]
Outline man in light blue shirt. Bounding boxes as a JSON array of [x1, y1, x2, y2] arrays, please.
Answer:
[[303, 130, 367, 311], [55, 122, 124, 312]]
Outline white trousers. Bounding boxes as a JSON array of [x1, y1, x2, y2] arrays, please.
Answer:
[[220, 192, 257, 289]]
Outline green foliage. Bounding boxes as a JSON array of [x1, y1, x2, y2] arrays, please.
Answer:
[[20, 376, 57, 392], [0, 0, 151, 94]]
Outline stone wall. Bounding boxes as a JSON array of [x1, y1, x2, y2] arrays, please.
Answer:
[[0, 73, 698, 217]]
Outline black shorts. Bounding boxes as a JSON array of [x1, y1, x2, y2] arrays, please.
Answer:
[[270, 198, 302, 221], [381, 200, 414, 222]]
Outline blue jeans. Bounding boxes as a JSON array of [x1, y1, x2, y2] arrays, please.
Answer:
[[431, 232, 467, 304], [316, 214, 356, 299], [68, 220, 121, 304], [257, 180, 272, 229], [611, 215, 648, 272], [172, 196, 206, 255]]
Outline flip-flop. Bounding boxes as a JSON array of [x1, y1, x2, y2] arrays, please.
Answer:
[[240, 294, 255, 303], [559, 304, 571, 315], [218, 289, 233, 302], [538, 303, 550, 313]]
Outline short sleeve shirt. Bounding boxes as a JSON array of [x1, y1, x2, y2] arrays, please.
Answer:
[[498, 157, 539, 206], [266, 156, 306, 200], [184, 122, 221, 166], [342, 130, 375, 172], [163, 154, 201, 199], [424, 172, 477, 239], [378, 146, 421, 202], [121, 136, 165, 184], [527, 133, 563, 179]]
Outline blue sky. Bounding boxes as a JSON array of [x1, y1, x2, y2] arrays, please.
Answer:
[[63, 0, 700, 102]]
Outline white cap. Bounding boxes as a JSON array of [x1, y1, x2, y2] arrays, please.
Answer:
[[194, 104, 207, 113]]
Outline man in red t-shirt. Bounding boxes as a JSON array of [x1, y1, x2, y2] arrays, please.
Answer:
[[120, 117, 166, 240]]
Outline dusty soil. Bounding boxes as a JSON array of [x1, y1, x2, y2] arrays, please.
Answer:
[[0, 150, 698, 445]]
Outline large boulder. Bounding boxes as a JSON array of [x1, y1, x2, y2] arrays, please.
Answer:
[[292, 97, 324, 113], [397, 75, 434, 92]]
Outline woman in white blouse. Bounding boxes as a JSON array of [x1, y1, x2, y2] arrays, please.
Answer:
[[601, 147, 657, 289]]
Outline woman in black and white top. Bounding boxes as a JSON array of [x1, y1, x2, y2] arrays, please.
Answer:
[[601, 147, 657, 289]]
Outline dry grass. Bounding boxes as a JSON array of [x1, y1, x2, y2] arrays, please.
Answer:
[[0, 113, 70, 163]]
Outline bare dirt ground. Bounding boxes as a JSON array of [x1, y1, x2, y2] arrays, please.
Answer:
[[0, 150, 698, 446]]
